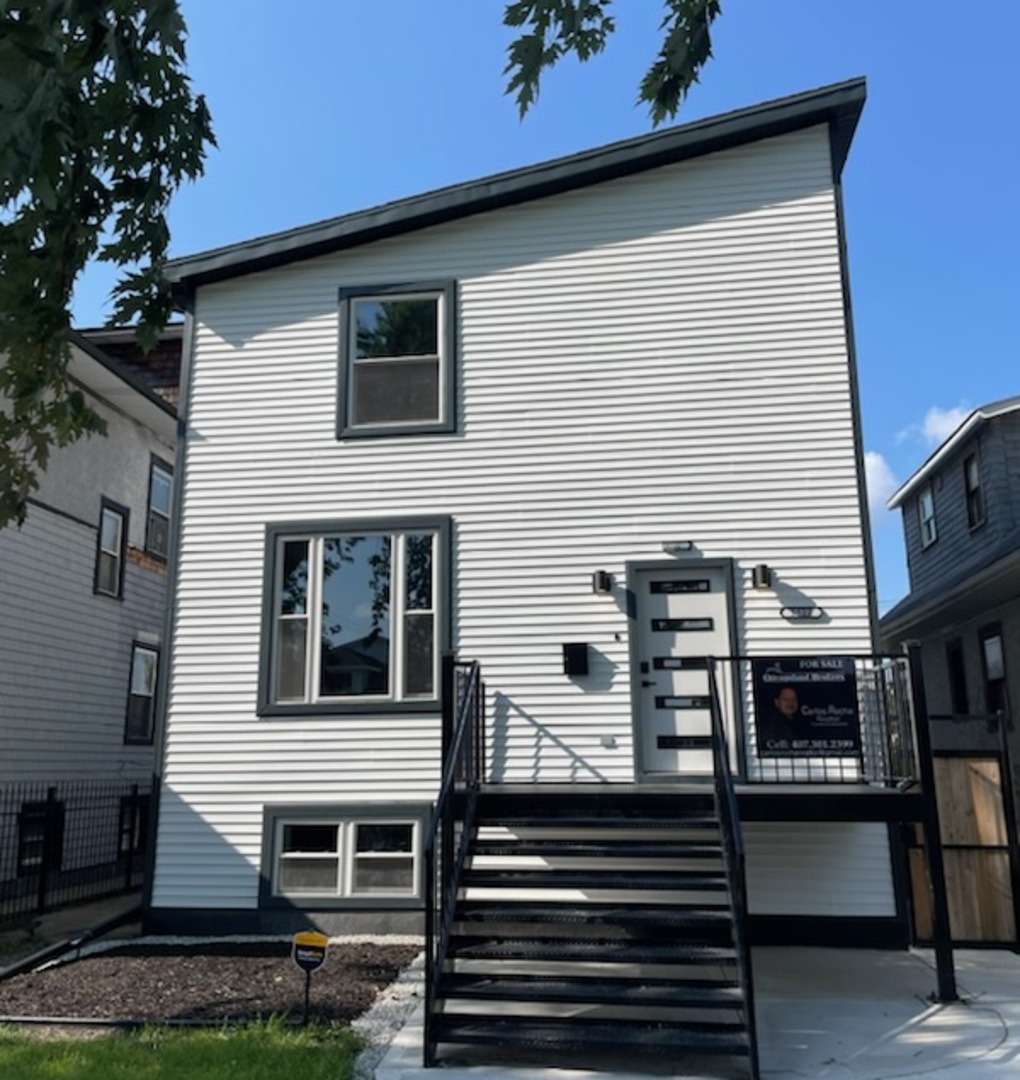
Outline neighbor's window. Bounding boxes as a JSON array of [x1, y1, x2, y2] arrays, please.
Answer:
[[95, 499, 128, 598], [918, 485, 937, 547], [125, 643, 159, 744], [17, 799, 65, 877], [274, 819, 418, 899], [146, 458, 173, 559], [338, 281, 455, 436], [964, 453, 985, 529], [263, 520, 445, 712], [980, 626, 1007, 715]]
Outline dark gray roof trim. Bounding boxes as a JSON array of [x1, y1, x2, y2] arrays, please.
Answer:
[[68, 329, 177, 418], [165, 79, 865, 296], [879, 530, 1020, 631]]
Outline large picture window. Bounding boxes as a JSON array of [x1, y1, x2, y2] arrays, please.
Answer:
[[261, 518, 448, 714], [338, 281, 455, 437]]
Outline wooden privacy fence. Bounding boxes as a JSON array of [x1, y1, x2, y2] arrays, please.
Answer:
[[0, 780, 150, 928]]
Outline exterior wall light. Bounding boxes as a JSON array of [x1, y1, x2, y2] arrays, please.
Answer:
[[592, 570, 614, 595], [661, 540, 693, 555], [752, 564, 773, 590]]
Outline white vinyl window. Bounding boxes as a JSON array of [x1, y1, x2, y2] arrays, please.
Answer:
[[918, 486, 937, 547], [338, 282, 455, 437], [274, 819, 417, 898], [95, 500, 127, 597], [269, 527, 438, 708]]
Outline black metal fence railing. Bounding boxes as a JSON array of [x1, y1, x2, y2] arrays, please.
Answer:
[[707, 659, 760, 1080], [423, 654, 485, 1067], [725, 654, 920, 786], [0, 779, 151, 928]]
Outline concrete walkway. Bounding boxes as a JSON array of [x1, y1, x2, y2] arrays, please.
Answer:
[[375, 947, 1020, 1080]]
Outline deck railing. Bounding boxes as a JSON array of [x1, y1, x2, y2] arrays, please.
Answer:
[[423, 654, 485, 1066], [708, 659, 760, 1080]]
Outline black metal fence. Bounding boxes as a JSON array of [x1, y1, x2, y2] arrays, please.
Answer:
[[0, 779, 150, 928]]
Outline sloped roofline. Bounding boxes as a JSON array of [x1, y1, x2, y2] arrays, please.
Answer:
[[164, 78, 866, 297], [887, 395, 1020, 509]]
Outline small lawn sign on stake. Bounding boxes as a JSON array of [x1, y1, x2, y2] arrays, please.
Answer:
[[292, 930, 329, 1024]]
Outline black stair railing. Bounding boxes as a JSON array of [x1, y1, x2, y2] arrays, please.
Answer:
[[424, 653, 485, 1067], [708, 658, 760, 1080]]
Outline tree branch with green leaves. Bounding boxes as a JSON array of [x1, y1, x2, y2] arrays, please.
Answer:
[[0, 0, 214, 528], [504, 0, 721, 125]]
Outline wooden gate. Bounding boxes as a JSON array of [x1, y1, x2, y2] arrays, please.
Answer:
[[909, 748, 1020, 944]]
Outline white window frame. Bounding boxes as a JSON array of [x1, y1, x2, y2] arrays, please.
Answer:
[[918, 485, 937, 547], [95, 499, 128, 598], [337, 280, 456, 438], [146, 457, 173, 559], [261, 518, 447, 716], [125, 642, 159, 745], [272, 818, 419, 900]]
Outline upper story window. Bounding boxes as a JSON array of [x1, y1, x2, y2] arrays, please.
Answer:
[[146, 457, 173, 560], [964, 453, 985, 529], [260, 517, 449, 715], [337, 281, 456, 438], [95, 498, 128, 598], [918, 485, 937, 548]]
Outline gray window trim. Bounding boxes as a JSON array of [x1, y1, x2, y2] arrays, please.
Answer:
[[257, 515, 452, 717], [94, 496, 129, 599], [336, 279, 457, 439], [259, 802, 430, 911]]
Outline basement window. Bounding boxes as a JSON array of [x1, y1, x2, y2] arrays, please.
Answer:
[[263, 807, 426, 906]]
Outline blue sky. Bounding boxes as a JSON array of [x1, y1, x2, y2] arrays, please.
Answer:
[[73, 1, 1020, 615]]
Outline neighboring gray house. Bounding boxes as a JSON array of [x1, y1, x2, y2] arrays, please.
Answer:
[[0, 330, 178, 887], [881, 396, 1020, 774]]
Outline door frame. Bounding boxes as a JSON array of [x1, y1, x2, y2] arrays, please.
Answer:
[[626, 557, 744, 782]]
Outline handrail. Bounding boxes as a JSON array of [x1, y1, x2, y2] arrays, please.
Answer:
[[423, 654, 485, 1067], [707, 658, 760, 1080]]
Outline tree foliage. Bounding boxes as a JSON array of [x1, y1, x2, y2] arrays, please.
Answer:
[[0, 0, 214, 528], [504, 0, 721, 125]]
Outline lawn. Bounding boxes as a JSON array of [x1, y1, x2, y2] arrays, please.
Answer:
[[0, 1018, 365, 1079]]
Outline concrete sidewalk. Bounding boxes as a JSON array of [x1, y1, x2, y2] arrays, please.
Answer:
[[374, 947, 1020, 1080]]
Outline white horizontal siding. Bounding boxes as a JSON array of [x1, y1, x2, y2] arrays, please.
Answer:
[[745, 822, 896, 916], [154, 125, 882, 911], [0, 507, 165, 782]]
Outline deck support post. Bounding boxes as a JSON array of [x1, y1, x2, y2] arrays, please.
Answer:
[[908, 644, 957, 1002]]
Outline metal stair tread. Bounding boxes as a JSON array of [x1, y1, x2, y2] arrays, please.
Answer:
[[462, 868, 727, 889], [446, 938, 738, 964], [471, 840, 724, 858], [438, 974, 744, 1007], [454, 902, 733, 925], [431, 1015, 751, 1056]]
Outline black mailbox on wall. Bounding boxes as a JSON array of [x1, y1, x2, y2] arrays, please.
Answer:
[[562, 643, 589, 676]]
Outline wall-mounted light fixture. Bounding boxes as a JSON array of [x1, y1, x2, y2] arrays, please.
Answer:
[[662, 540, 693, 555], [591, 570, 614, 595], [752, 564, 773, 590], [780, 605, 825, 621]]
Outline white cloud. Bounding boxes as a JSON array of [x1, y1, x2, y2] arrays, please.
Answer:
[[922, 404, 970, 446], [896, 402, 971, 447], [864, 451, 899, 521]]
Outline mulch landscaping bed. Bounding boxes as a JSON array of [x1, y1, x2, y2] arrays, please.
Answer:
[[0, 940, 420, 1024]]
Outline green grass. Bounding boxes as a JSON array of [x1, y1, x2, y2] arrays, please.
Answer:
[[0, 1017, 365, 1080]]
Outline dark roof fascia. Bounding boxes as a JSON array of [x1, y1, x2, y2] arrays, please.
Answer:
[[879, 532, 1020, 634], [67, 329, 177, 419], [165, 78, 866, 299]]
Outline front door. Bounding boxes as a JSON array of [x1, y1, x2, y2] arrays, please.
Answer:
[[632, 563, 737, 779]]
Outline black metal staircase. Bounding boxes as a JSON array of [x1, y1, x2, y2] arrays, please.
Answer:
[[424, 657, 759, 1077]]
